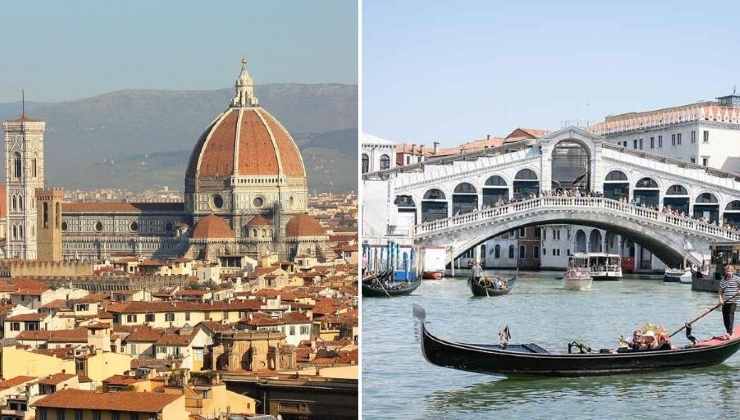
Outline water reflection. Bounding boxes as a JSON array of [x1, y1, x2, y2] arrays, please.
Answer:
[[424, 365, 740, 416]]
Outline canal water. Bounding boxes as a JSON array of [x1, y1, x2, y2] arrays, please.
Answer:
[[362, 272, 740, 420]]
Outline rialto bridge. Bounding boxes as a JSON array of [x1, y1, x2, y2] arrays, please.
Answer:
[[362, 127, 740, 267]]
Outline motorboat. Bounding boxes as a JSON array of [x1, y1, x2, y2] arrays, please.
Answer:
[[664, 268, 692, 284], [586, 253, 622, 280], [564, 254, 592, 291]]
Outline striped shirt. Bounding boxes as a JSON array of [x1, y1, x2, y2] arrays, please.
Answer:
[[720, 275, 740, 303]]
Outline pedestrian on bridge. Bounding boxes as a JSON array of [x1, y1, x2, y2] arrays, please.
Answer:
[[719, 264, 739, 338]]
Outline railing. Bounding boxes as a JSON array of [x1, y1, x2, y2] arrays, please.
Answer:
[[412, 196, 740, 242]]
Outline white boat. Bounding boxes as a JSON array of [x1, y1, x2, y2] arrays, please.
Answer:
[[586, 253, 623, 280], [664, 268, 692, 284], [564, 254, 593, 291]]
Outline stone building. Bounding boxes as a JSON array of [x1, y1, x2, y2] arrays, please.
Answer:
[[0, 60, 330, 264]]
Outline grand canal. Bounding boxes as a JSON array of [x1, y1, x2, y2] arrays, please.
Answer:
[[362, 272, 740, 419]]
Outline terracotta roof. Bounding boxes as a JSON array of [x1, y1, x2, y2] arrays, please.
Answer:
[[38, 373, 75, 385], [285, 214, 325, 237], [155, 333, 193, 346], [124, 327, 164, 343], [0, 376, 35, 390], [504, 128, 547, 143], [187, 107, 305, 179], [62, 202, 184, 214], [16, 328, 89, 343], [243, 313, 285, 327], [191, 214, 235, 240], [103, 374, 142, 386], [6, 312, 47, 321], [108, 300, 261, 314], [283, 311, 311, 324], [33, 389, 181, 413], [247, 214, 273, 227]]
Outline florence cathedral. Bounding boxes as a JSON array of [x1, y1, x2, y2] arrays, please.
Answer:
[[0, 60, 330, 263]]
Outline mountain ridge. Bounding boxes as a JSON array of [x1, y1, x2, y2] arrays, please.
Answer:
[[0, 84, 357, 192]]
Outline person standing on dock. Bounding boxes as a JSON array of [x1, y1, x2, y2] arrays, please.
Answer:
[[719, 264, 739, 338]]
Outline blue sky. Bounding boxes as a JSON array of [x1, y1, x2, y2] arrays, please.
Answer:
[[0, 0, 357, 102], [363, 0, 740, 146]]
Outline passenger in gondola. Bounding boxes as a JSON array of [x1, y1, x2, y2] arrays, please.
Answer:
[[719, 264, 739, 338]]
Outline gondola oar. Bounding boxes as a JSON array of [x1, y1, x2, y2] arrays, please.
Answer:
[[669, 291, 740, 338]]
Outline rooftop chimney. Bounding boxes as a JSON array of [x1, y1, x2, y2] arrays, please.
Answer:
[[433, 141, 439, 155]]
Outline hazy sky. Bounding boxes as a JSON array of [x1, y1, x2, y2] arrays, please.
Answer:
[[363, 0, 740, 146], [0, 0, 357, 102]]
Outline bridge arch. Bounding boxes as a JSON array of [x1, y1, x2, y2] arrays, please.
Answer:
[[421, 189, 448, 222], [513, 168, 539, 199], [633, 177, 660, 208], [452, 182, 478, 215], [482, 175, 509, 207], [694, 192, 720, 223], [603, 170, 630, 200]]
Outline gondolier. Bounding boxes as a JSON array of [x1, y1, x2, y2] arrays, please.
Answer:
[[472, 261, 482, 282], [719, 264, 739, 337]]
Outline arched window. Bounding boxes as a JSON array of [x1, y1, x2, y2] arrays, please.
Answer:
[[252, 228, 258, 237], [14, 152, 21, 178], [515, 169, 538, 180], [695, 192, 718, 204], [666, 185, 688, 195], [55, 203, 61, 229], [508, 245, 515, 259], [423, 189, 445, 200], [12, 225, 17, 240], [605, 170, 628, 181], [18, 225, 23, 239], [485, 175, 507, 186], [494, 244, 501, 259], [380, 154, 391, 170], [513, 169, 539, 198], [635, 177, 659, 189], [483, 175, 509, 207], [362, 154, 369, 173], [11, 196, 16, 211], [43, 202, 49, 228], [18, 197, 23, 210], [32, 158, 37, 178], [452, 183, 477, 215]]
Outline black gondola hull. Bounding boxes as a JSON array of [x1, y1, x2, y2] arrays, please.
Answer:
[[468, 276, 514, 297], [418, 319, 740, 376], [362, 273, 421, 297]]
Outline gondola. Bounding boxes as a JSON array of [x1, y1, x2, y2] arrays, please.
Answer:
[[362, 272, 421, 297], [413, 304, 740, 376], [468, 272, 516, 297]]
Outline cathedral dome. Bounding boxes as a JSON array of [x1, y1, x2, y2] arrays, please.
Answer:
[[285, 214, 325, 237], [186, 60, 305, 181], [191, 214, 235, 240]]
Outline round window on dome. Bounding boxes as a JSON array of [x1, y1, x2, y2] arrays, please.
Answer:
[[212, 194, 224, 209], [95, 221, 103, 232], [130, 221, 139, 232], [253, 197, 264, 208]]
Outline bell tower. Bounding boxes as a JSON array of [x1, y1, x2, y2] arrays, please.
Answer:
[[2, 106, 45, 259], [35, 187, 63, 261]]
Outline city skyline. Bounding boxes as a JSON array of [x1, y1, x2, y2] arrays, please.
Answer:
[[363, 0, 740, 147]]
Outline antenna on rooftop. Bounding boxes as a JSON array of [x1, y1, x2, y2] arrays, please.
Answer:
[[21, 89, 25, 116]]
